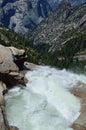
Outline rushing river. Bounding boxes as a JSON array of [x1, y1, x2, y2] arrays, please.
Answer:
[[5, 66, 86, 130]]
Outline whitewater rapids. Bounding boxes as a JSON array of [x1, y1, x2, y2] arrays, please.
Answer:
[[5, 66, 86, 130]]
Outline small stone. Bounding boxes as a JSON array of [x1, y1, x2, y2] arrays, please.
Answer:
[[24, 62, 38, 71]]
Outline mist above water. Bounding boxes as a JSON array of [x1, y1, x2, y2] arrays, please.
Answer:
[[5, 66, 86, 130]]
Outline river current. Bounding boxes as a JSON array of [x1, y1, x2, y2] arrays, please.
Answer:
[[5, 66, 86, 130]]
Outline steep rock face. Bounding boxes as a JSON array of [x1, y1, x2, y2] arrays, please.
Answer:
[[0, 0, 86, 34], [0, 0, 52, 34], [70, 0, 86, 6]]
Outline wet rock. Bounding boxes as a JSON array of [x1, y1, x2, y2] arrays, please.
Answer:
[[0, 94, 4, 106], [0, 106, 10, 130], [0, 72, 25, 87], [72, 112, 86, 130], [0, 81, 7, 94], [71, 83, 86, 99], [71, 83, 86, 130], [0, 81, 7, 105], [10, 126, 19, 130], [0, 81, 18, 130], [0, 82, 10, 130], [0, 107, 7, 130], [24, 62, 38, 71]]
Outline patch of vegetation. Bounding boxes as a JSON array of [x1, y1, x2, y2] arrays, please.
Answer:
[[33, 30, 86, 71]]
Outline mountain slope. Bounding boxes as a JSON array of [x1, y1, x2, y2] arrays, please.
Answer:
[[0, 0, 86, 34], [29, 2, 86, 50], [0, 0, 52, 34], [27, 1, 86, 71]]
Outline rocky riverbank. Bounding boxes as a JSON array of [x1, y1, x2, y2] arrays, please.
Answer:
[[0, 81, 19, 130], [0, 44, 86, 130], [0, 44, 27, 86], [0, 44, 26, 130], [71, 83, 86, 130], [0, 45, 37, 130]]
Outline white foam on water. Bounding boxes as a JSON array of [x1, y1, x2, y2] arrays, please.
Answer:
[[5, 66, 86, 130]]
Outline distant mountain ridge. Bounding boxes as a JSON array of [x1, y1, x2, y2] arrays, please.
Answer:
[[0, 0, 86, 34]]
